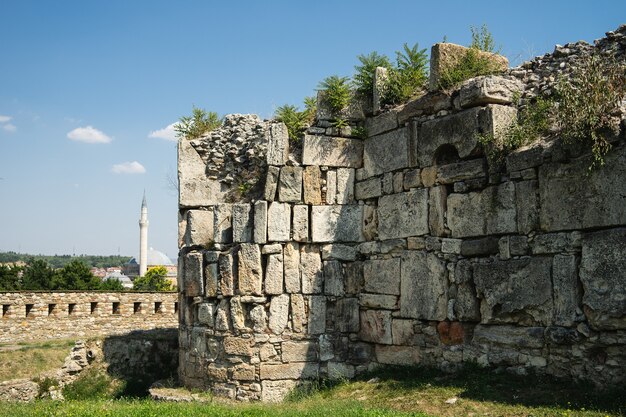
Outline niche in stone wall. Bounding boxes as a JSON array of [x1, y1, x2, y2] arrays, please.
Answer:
[[433, 144, 461, 165]]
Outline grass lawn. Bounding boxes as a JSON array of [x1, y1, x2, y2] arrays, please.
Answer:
[[0, 363, 622, 417], [0, 339, 75, 381]]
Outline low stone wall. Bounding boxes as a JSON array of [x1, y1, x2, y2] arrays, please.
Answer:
[[177, 25, 626, 401], [0, 292, 178, 343]]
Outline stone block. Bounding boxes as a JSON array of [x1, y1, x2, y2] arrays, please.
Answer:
[[291, 294, 306, 332], [327, 362, 356, 379], [417, 107, 482, 168], [375, 345, 420, 365], [397, 91, 452, 125], [345, 261, 364, 295], [218, 252, 235, 296], [264, 166, 280, 201], [336, 168, 355, 204], [579, 228, 626, 330], [268, 294, 290, 334], [400, 251, 447, 320], [232, 204, 253, 243], [178, 139, 226, 207], [264, 243, 282, 257], [265, 252, 284, 295], [421, 166, 437, 187], [429, 186, 447, 237], [362, 204, 378, 240], [393, 172, 404, 193], [454, 282, 481, 322], [238, 243, 263, 296], [292, 205, 309, 242], [260, 363, 319, 380], [321, 244, 357, 261], [363, 258, 401, 295], [184, 252, 204, 296], [531, 232, 581, 254], [447, 182, 517, 238], [205, 262, 218, 297], [185, 209, 214, 246], [429, 42, 508, 90], [311, 205, 364, 243], [474, 258, 553, 326], [250, 304, 267, 333], [308, 296, 327, 334], [267, 202, 290, 242], [373, 66, 388, 115], [303, 166, 323, 205], [355, 178, 382, 200], [516, 180, 538, 234], [441, 238, 462, 254], [282, 341, 318, 362], [302, 135, 363, 168], [284, 242, 301, 293], [366, 108, 398, 137], [360, 309, 392, 344], [437, 321, 467, 345], [380, 238, 406, 254], [382, 172, 393, 194], [324, 260, 344, 296], [253, 201, 268, 244], [197, 303, 214, 327], [232, 364, 256, 381], [325, 170, 337, 204], [215, 299, 230, 331], [436, 159, 486, 184], [392, 319, 418, 345], [278, 166, 303, 203], [266, 122, 289, 166], [459, 75, 523, 108], [539, 146, 626, 231], [363, 128, 409, 177], [261, 380, 298, 402], [403, 168, 421, 189], [359, 293, 397, 309], [230, 296, 246, 331], [378, 189, 428, 240], [472, 325, 545, 349], [214, 204, 233, 243], [301, 245, 323, 294], [336, 298, 359, 333], [552, 254, 580, 327], [223, 336, 253, 356], [509, 235, 529, 256], [460, 237, 499, 257], [506, 143, 544, 172]]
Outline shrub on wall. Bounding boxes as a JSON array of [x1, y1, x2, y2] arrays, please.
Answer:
[[439, 24, 505, 89], [274, 96, 316, 144], [382, 43, 429, 105], [175, 106, 222, 139]]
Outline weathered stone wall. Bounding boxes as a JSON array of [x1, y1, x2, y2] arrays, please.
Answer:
[[177, 25, 626, 401], [0, 292, 178, 343]]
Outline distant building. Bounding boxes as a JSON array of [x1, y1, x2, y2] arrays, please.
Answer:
[[123, 194, 177, 287], [102, 270, 133, 289]]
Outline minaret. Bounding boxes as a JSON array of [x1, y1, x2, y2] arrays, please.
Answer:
[[139, 192, 149, 277]]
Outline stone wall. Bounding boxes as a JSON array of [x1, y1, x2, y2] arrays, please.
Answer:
[[177, 25, 626, 401], [0, 292, 178, 343]]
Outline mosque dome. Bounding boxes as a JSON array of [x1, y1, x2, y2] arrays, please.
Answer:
[[128, 247, 174, 267]]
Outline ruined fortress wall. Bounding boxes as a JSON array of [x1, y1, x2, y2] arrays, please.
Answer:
[[0, 292, 178, 343], [177, 26, 626, 401]]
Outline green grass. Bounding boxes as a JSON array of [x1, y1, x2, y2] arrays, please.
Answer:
[[0, 364, 622, 416], [0, 339, 76, 381]]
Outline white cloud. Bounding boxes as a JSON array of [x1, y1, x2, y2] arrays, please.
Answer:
[[148, 122, 178, 141], [67, 126, 112, 144], [0, 115, 12, 123], [111, 161, 146, 174], [2, 123, 16, 132]]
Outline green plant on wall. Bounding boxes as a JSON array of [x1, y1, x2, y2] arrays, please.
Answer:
[[274, 96, 317, 144], [353, 51, 392, 95], [555, 53, 626, 168], [318, 75, 351, 115], [383, 43, 429, 105], [175, 106, 222, 139], [439, 24, 505, 90]]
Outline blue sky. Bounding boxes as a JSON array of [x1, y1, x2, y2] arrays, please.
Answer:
[[1, 1, 624, 259]]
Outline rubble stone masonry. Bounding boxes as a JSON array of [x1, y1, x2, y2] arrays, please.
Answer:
[[177, 25, 626, 401]]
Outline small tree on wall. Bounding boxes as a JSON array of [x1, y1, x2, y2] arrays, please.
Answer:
[[133, 266, 173, 291]]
